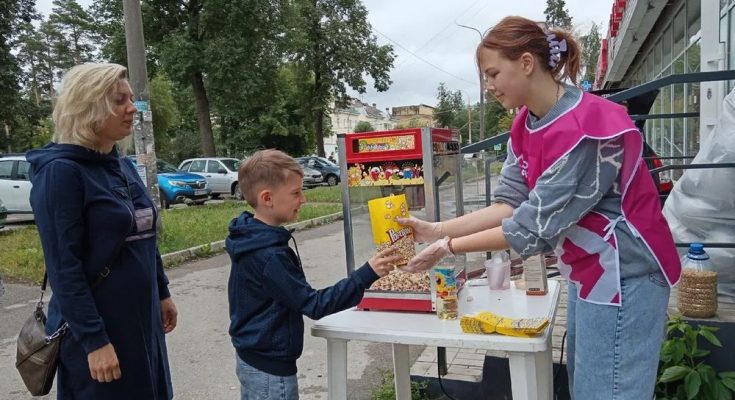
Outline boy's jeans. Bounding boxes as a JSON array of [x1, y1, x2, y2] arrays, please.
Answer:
[[566, 271, 670, 400], [236, 355, 299, 400]]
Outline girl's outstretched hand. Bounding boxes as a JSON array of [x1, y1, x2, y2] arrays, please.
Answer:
[[401, 237, 452, 272], [395, 216, 442, 243]]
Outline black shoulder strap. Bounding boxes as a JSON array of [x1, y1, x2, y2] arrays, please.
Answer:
[[41, 237, 126, 293]]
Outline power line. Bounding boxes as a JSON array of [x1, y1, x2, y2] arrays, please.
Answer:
[[373, 27, 479, 87], [394, 0, 485, 68]]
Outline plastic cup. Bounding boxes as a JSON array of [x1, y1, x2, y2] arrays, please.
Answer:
[[485, 260, 510, 290]]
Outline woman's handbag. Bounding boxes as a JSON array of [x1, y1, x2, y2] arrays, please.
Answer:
[[15, 237, 125, 396], [15, 275, 68, 396]]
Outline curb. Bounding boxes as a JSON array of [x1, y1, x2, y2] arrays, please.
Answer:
[[160, 211, 344, 268]]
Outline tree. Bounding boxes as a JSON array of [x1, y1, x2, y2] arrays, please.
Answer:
[[149, 73, 181, 160], [144, 0, 291, 157], [0, 0, 38, 153], [291, 0, 395, 157], [580, 22, 601, 84], [354, 121, 374, 132], [89, 0, 127, 65], [48, 0, 97, 65], [544, 0, 573, 30], [434, 83, 464, 128]]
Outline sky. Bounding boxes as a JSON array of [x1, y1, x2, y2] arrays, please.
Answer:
[[35, 0, 611, 110]]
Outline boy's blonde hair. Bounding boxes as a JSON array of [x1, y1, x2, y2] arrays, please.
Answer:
[[53, 63, 130, 152], [239, 149, 304, 207]]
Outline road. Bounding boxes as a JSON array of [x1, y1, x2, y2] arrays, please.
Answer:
[[0, 221, 423, 400]]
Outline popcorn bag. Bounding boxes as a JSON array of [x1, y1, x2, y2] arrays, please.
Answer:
[[367, 194, 416, 266]]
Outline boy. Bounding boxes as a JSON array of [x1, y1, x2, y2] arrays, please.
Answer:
[[227, 149, 399, 400]]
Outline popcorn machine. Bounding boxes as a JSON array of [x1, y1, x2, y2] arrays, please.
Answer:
[[337, 127, 466, 312]]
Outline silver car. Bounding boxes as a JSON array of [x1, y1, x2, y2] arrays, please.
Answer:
[[302, 166, 323, 188], [179, 157, 242, 199], [0, 154, 32, 215]]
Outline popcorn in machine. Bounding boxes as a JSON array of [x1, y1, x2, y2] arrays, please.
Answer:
[[337, 127, 466, 312]]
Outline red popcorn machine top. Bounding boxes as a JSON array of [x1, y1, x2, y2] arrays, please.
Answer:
[[337, 127, 467, 312]]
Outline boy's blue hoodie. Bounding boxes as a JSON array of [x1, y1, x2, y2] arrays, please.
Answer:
[[226, 211, 379, 376]]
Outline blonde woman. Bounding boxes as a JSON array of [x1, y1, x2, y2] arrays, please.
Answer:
[[27, 63, 177, 399]]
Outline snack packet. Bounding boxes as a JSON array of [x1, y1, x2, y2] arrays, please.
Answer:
[[460, 311, 549, 337], [367, 194, 415, 266]]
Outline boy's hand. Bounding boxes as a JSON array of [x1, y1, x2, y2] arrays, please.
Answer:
[[401, 237, 452, 273], [395, 216, 442, 243], [368, 247, 402, 277]]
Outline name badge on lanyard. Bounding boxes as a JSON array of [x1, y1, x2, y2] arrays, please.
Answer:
[[134, 207, 155, 233]]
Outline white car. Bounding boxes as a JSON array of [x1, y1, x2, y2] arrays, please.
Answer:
[[178, 157, 242, 199], [0, 154, 32, 214]]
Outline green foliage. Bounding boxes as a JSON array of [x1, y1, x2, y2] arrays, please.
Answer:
[[304, 185, 342, 203], [290, 0, 395, 156], [88, 0, 127, 65], [354, 121, 375, 133], [434, 82, 464, 129], [656, 315, 735, 400], [370, 370, 428, 400], [580, 23, 601, 84], [0, 201, 342, 283], [150, 73, 181, 160], [544, 0, 573, 30], [49, 0, 97, 65]]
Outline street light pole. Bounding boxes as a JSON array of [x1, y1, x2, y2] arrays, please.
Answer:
[[456, 22, 485, 140], [123, 0, 160, 207], [459, 89, 472, 145]]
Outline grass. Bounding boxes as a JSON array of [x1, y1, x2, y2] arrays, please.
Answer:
[[370, 370, 429, 400], [0, 200, 343, 284], [303, 185, 342, 203]]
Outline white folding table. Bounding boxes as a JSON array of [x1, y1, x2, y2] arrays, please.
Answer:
[[311, 280, 561, 400]]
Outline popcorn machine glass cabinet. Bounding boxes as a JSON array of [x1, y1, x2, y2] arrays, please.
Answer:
[[339, 128, 466, 312]]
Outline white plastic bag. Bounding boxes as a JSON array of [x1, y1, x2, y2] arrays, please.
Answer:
[[663, 88, 735, 303]]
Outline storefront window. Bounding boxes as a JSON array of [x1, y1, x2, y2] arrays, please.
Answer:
[[674, 8, 686, 57], [662, 25, 673, 74], [654, 39, 662, 75], [686, 42, 701, 73], [662, 118, 672, 157], [686, 116, 700, 156], [688, 0, 701, 44]]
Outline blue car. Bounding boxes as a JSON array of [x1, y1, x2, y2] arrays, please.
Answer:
[[128, 156, 210, 209]]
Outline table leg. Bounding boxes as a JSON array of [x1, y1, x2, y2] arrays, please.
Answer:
[[392, 344, 411, 400], [326, 339, 348, 400], [508, 349, 553, 400]]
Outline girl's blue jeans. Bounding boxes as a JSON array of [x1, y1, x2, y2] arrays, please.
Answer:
[[566, 271, 670, 399], [236, 355, 299, 400]]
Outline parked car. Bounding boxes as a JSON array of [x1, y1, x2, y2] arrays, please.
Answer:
[[0, 198, 7, 229], [128, 156, 210, 209], [302, 166, 324, 188], [0, 153, 32, 214], [178, 157, 242, 199], [296, 156, 340, 186]]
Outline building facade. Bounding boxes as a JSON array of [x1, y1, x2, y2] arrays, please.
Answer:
[[325, 98, 399, 158], [391, 104, 436, 127], [597, 0, 731, 163]]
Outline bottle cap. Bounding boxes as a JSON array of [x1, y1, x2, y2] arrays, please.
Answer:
[[689, 243, 705, 255]]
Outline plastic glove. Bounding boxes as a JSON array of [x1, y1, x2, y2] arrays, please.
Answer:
[[401, 236, 452, 272], [395, 215, 443, 243]]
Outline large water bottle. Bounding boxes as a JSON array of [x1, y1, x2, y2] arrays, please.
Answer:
[[677, 243, 718, 318]]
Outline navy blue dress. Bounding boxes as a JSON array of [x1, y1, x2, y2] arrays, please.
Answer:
[[27, 143, 173, 400]]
